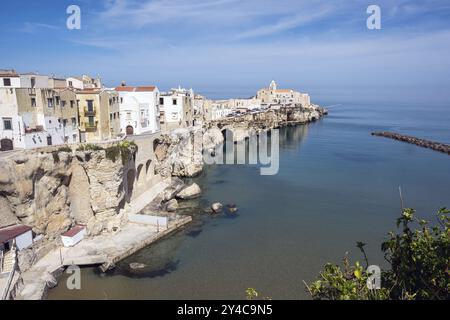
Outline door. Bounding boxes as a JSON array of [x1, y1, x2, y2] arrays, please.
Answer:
[[47, 135, 53, 146], [126, 126, 134, 136], [0, 138, 13, 151]]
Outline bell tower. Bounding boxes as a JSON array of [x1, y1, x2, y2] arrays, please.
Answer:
[[269, 80, 277, 91]]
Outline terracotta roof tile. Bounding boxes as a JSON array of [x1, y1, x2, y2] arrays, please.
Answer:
[[115, 86, 156, 92]]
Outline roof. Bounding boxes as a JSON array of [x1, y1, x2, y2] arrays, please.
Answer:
[[76, 88, 102, 94], [115, 86, 156, 92], [0, 70, 19, 78], [275, 89, 293, 93], [0, 225, 32, 244], [61, 225, 86, 238]]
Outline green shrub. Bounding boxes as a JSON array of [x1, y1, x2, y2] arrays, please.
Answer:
[[306, 208, 450, 300], [57, 146, 72, 153], [76, 144, 104, 152], [105, 140, 138, 164]]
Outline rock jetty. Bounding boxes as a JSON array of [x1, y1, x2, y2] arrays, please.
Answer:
[[372, 132, 450, 155]]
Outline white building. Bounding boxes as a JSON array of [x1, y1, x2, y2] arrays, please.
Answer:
[[0, 70, 21, 88], [159, 87, 194, 130], [257, 80, 311, 108], [0, 225, 33, 252], [115, 86, 160, 136], [209, 100, 233, 120], [61, 225, 86, 247], [0, 72, 79, 151]]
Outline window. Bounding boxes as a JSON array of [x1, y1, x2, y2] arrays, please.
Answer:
[[88, 116, 95, 126], [63, 119, 68, 127], [71, 118, 77, 127], [69, 81, 73, 87], [159, 98, 164, 104], [173, 99, 177, 105], [70, 100, 75, 108], [87, 100, 94, 111], [110, 114, 113, 121], [3, 78, 11, 87], [120, 97, 123, 104], [31, 77, 36, 88], [31, 98, 36, 107], [3, 118, 12, 130], [76, 100, 80, 107], [55, 97, 60, 105], [61, 100, 67, 107], [47, 98, 53, 108]]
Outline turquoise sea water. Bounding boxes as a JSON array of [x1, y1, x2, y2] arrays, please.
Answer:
[[48, 86, 450, 300]]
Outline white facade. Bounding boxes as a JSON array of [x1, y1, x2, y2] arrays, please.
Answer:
[[160, 87, 194, 128], [19, 74, 50, 89], [66, 77, 84, 90], [0, 87, 77, 151], [0, 70, 21, 88], [15, 230, 33, 251], [210, 102, 233, 120], [61, 227, 86, 247], [116, 86, 160, 135]]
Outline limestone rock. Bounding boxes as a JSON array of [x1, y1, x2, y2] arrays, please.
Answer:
[[18, 249, 37, 272], [165, 199, 179, 212], [176, 183, 202, 200], [0, 197, 20, 228], [45, 214, 72, 239], [87, 217, 104, 237], [69, 162, 94, 224], [129, 262, 146, 270], [211, 203, 223, 213]]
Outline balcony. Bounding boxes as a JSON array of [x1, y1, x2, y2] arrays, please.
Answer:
[[84, 122, 98, 132], [84, 107, 96, 116]]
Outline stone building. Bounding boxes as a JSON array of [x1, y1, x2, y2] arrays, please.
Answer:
[[0, 71, 80, 150], [76, 89, 112, 143], [257, 80, 311, 107], [159, 87, 194, 131]]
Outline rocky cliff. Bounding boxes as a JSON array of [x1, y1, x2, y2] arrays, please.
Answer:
[[0, 144, 137, 239]]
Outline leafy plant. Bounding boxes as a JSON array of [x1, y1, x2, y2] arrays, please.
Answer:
[[105, 140, 138, 164], [306, 208, 450, 300], [76, 143, 104, 152]]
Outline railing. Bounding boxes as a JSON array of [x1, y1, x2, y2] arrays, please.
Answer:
[[84, 107, 96, 116], [84, 122, 98, 132]]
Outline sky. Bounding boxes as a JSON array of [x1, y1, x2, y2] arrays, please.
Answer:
[[1, 0, 450, 94]]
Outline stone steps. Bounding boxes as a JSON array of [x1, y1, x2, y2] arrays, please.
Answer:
[[1, 251, 14, 274]]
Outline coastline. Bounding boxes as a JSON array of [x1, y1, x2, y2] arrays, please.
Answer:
[[4, 105, 327, 300]]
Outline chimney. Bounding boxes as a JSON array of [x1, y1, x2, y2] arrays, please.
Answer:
[[121, 81, 126, 87]]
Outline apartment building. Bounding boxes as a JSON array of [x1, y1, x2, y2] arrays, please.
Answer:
[[116, 85, 160, 136], [160, 87, 194, 131], [76, 89, 112, 143]]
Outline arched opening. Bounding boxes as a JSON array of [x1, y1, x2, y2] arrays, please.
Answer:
[[126, 169, 136, 202], [153, 139, 160, 153], [126, 126, 134, 136], [136, 164, 144, 183], [145, 160, 153, 181], [0, 138, 13, 151]]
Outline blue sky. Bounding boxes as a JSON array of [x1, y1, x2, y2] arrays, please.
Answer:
[[1, 0, 450, 93]]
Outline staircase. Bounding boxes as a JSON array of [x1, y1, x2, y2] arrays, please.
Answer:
[[1, 251, 15, 274]]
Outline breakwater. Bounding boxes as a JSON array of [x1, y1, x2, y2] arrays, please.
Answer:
[[372, 132, 450, 155]]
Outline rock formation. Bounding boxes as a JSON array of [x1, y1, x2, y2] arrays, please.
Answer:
[[0, 143, 138, 239]]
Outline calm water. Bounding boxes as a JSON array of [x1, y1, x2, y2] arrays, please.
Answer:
[[49, 87, 450, 300]]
